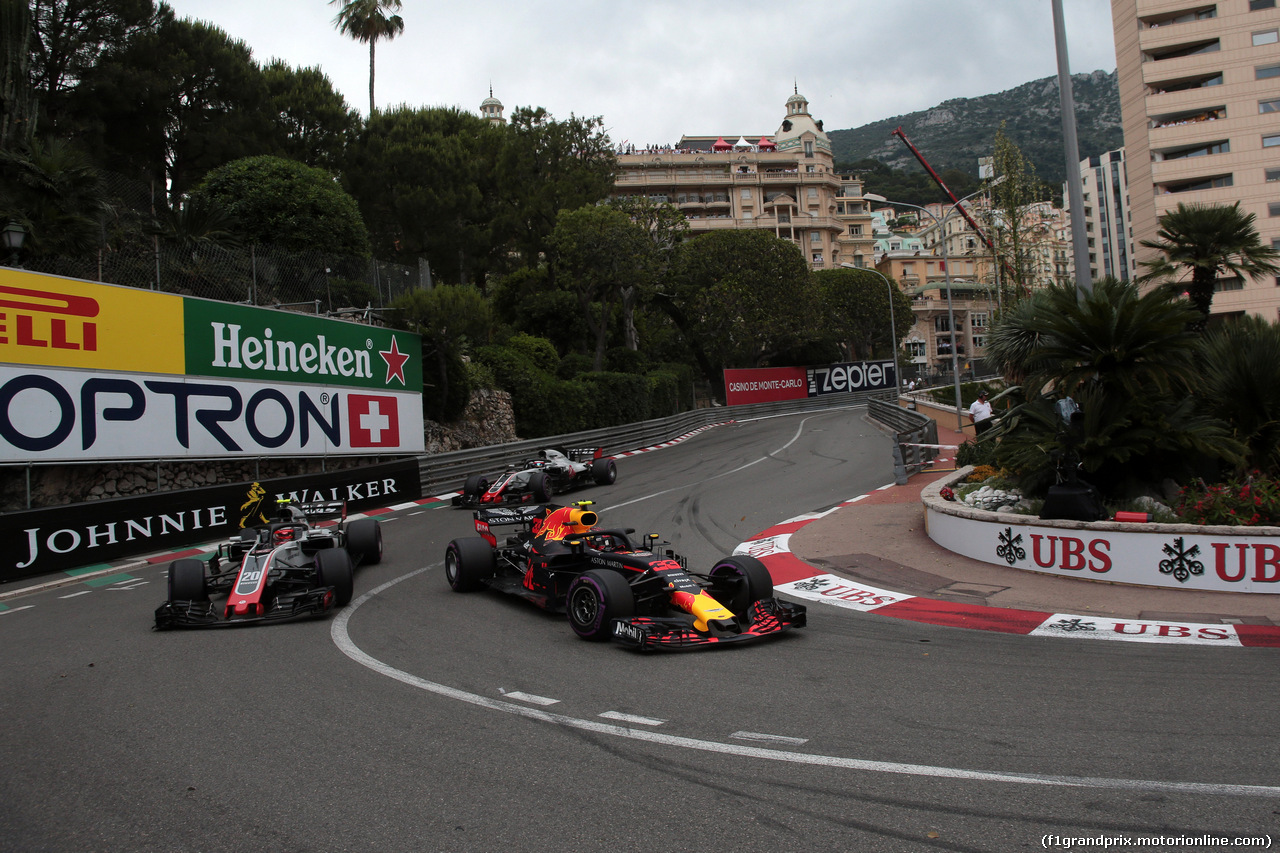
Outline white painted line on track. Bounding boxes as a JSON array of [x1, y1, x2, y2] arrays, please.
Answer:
[[599, 711, 666, 727], [731, 731, 809, 746], [331, 567, 1280, 800], [0, 605, 34, 615], [500, 690, 559, 706], [58, 591, 91, 599], [107, 582, 149, 591]]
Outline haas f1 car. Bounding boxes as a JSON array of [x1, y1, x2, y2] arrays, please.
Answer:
[[444, 503, 805, 651], [154, 500, 383, 629], [452, 447, 617, 508]]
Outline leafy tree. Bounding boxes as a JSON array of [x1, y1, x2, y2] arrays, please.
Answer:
[[27, 0, 157, 132], [391, 284, 490, 422], [987, 123, 1043, 298], [1197, 316, 1280, 476], [192, 155, 369, 256], [343, 106, 501, 285], [261, 60, 359, 171], [69, 9, 271, 202], [1138, 202, 1280, 330], [814, 267, 911, 361], [551, 205, 653, 371], [328, 0, 403, 116], [0, 136, 110, 257], [986, 278, 1239, 497], [664, 230, 818, 394], [2, 0, 37, 150], [607, 195, 689, 350], [495, 107, 617, 270]]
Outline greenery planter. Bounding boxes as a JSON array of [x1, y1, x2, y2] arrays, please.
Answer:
[[924, 467, 1280, 594]]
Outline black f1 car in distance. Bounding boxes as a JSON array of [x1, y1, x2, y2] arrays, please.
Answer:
[[444, 502, 805, 651], [154, 499, 383, 629], [452, 447, 617, 508]]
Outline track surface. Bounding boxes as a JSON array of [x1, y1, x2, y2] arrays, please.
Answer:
[[2, 407, 1277, 853]]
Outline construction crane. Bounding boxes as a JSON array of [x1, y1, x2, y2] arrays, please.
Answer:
[[890, 126, 1018, 286]]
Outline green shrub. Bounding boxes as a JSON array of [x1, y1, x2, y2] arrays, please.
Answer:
[[578, 372, 650, 426], [1176, 472, 1280, 526], [647, 370, 681, 418], [956, 438, 997, 469], [466, 360, 496, 391], [557, 352, 593, 380], [505, 333, 560, 373], [605, 347, 649, 375]]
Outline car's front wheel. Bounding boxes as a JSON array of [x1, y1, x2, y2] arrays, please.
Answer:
[[168, 558, 208, 603], [445, 537, 496, 592], [566, 570, 635, 641], [316, 548, 355, 606], [708, 555, 773, 619]]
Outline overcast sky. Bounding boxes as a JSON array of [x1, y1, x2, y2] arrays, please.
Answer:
[[162, 0, 1120, 147]]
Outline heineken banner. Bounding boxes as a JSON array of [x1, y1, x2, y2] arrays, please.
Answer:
[[0, 459, 421, 582], [0, 270, 423, 462]]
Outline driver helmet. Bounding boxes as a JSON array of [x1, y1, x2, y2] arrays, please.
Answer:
[[273, 526, 297, 543]]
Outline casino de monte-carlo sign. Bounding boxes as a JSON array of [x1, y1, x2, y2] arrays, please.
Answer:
[[0, 270, 424, 462]]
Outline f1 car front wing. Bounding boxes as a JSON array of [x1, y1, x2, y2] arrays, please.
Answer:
[[609, 597, 807, 651]]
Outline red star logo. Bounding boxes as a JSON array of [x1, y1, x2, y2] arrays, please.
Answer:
[[379, 336, 410, 386]]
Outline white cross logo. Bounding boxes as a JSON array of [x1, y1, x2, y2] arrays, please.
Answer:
[[359, 400, 390, 444]]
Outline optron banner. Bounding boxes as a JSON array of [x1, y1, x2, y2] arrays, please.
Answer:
[[0, 366, 425, 461], [0, 270, 423, 461], [724, 367, 808, 406]]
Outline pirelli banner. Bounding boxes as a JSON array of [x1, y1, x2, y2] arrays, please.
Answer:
[[724, 361, 895, 406], [0, 270, 424, 461]]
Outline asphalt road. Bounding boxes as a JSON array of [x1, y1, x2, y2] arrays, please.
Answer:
[[2, 406, 1277, 853]]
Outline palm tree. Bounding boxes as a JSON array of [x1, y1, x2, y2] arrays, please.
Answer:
[[328, 0, 404, 117], [1138, 202, 1280, 330]]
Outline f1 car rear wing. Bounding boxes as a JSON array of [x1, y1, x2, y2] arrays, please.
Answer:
[[564, 446, 606, 461]]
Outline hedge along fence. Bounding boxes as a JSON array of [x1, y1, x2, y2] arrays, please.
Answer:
[[473, 341, 697, 438]]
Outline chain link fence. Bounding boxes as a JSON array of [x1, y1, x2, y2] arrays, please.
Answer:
[[19, 170, 426, 315]]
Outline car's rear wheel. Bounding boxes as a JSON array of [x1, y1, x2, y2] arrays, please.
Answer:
[[566, 569, 635, 641], [346, 518, 383, 565], [591, 457, 617, 485], [530, 470, 551, 502], [168, 558, 208, 603], [445, 537, 496, 592], [708, 555, 773, 618], [463, 474, 488, 498], [316, 547, 355, 606]]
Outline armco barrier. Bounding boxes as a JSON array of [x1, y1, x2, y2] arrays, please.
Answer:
[[866, 399, 938, 480], [417, 390, 894, 497]]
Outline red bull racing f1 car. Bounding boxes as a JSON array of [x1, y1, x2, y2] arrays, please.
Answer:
[[452, 447, 617, 508], [444, 502, 805, 651], [154, 499, 383, 629]]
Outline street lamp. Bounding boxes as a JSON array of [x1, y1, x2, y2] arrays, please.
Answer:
[[839, 262, 900, 397], [865, 185, 996, 432], [2, 221, 28, 268]]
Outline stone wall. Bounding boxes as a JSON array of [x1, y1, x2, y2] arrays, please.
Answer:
[[0, 389, 519, 512]]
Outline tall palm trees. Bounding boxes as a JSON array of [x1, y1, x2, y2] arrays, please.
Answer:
[[1138, 202, 1280, 330], [329, 0, 404, 117]]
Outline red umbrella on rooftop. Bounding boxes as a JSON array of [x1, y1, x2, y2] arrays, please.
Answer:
[[757, 137, 776, 150], [711, 136, 732, 151]]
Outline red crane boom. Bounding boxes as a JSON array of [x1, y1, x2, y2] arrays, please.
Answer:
[[890, 126, 996, 253]]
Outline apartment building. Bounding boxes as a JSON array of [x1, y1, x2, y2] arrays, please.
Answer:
[[1070, 149, 1137, 281], [1112, 0, 1280, 317], [611, 90, 876, 270]]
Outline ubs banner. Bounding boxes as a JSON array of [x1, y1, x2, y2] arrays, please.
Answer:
[[0, 270, 425, 461], [724, 360, 895, 406], [0, 459, 421, 582]]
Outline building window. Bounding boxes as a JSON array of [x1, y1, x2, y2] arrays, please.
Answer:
[[908, 341, 925, 359], [1265, 134, 1280, 148], [1262, 99, 1280, 114], [1160, 140, 1229, 158], [1258, 63, 1280, 79], [972, 335, 986, 350], [1270, 202, 1280, 216], [811, 253, 823, 266], [971, 312, 989, 329], [804, 141, 814, 157], [810, 231, 821, 244], [1272, 238, 1280, 250], [1161, 174, 1233, 193], [1215, 277, 1244, 292], [1252, 0, 1277, 9], [1253, 29, 1279, 46], [849, 224, 862, 235]]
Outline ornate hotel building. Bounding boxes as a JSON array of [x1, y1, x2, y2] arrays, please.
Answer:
[[1112, 0, 1280, 317], [610, 90, 876, 270]]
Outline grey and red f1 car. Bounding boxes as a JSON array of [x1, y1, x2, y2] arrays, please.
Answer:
[[452, 447, 617, 508], [154, 499, 383, 629], [444, 502, 805, 651]]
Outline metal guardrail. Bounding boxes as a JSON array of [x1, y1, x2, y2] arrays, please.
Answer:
[[867, 399, 938, 484], [418, 390, 894, 496]]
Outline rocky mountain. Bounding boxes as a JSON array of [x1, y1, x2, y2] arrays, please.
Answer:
[[828, 70, 1123, 189]]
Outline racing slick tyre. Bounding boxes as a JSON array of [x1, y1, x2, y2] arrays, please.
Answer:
[[168, 559, 209, 603], [316, 547, 355, 606], [530, 470, 551, 503], [463, 474, 488, 499], [346, 518, 383, 565], [708, 555, 774, 619], [591, 457, 617, 486], [566, 569, 636, 642], [445, 537, 496, 592]]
